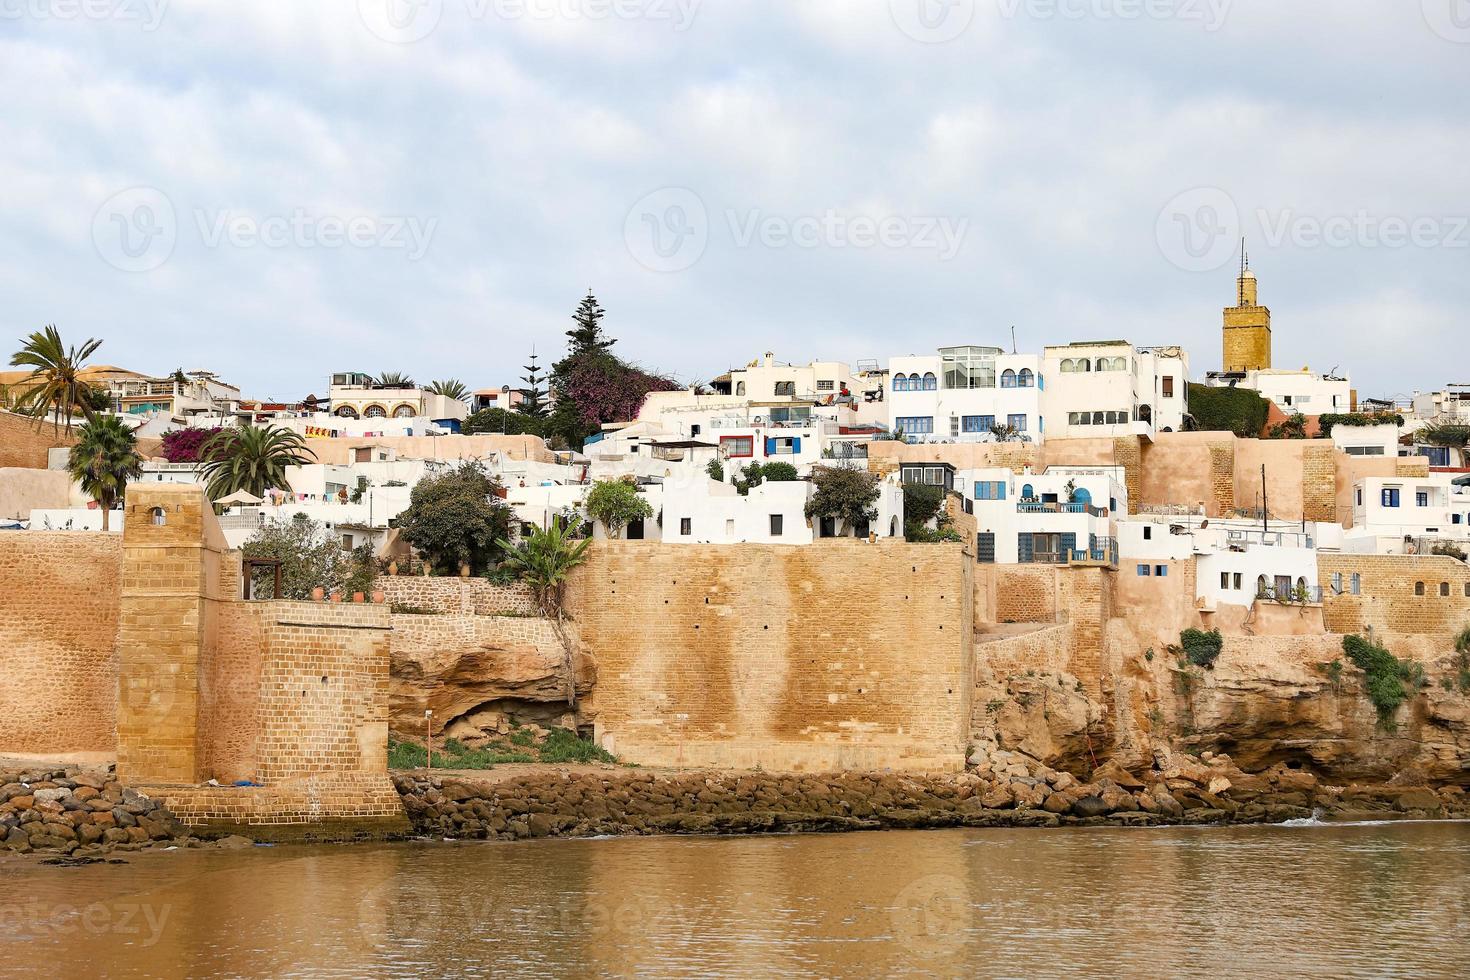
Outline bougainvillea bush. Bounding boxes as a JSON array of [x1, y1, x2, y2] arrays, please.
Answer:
[[160, 427, 221, 463]]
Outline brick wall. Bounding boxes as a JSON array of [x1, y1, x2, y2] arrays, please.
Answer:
[[569, 540, 973, 772], [1057, 566, 1112, 695], [0, 532, 121, 755], [378, 575, 537, 616], [975, 564, 1060, 624], [1319, 555, 1470, 638], [1301, 442, 1337, 522], [0, 409, 76, 469]]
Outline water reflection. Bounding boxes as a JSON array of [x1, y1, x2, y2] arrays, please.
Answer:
[[3, 822, 1469, 978]]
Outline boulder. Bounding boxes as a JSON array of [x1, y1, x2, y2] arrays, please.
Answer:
[[215, 835, 255, 849], [1393, 789, 1442, 813], [1071, 795, 1111, 818], [1092, 760, 1145, 790]]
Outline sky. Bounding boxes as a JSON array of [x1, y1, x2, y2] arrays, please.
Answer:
[[2, 1, 1467, 403]]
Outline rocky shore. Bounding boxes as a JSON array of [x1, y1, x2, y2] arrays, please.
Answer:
[[0, 764, 213, 857], [393, 750, 1470, 842]]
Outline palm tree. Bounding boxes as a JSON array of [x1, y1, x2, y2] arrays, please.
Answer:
[[497, 522, 593, 706], [1419, 421, 1470, 468], [9, 325, 103, 435], [428, 378, 469, 401], [67, 415, 141, 531], [199, 425, 315, 500], [374, 372, 415, 389]]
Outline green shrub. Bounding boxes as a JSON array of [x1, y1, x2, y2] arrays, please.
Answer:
[[901, 481, 947, 541], [1317, 412, 1403, 436], [705, 458, 723, 482], [1342, 634, 1422, 730], [538, 728, 617, 764], [1186, 383, 1270, 437], [1180, 628, 1224, 669]]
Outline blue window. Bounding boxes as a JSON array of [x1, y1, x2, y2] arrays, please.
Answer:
[[1007, 414, 1027, 432], [1416, 491, 1429, 507], [922, 373, 938, 391], [1455, 514, 1463, 525], [1021, 483, 1034, 499], [962, 415, 995, 433], [896, 416, 933, 435], [1137, 564, 1151, 577], [1419, 446, 1451, 467], [1155, 565, 1168, 577], [1382, 488, 1400, 508], [1019, 368, 1034, 388], [973, 481, 1006, 501], [1000, 369, 1017, 388]]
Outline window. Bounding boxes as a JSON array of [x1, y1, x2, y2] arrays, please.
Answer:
[[1233, 573, 1243, 590], [1162, 376, 1174, 398], [149, 507, 166, 526], [817, 380, 834, 392], [895, 416, 934, 435], [1018, 368, 1034, 387], [1137, 564, 1151, 577], [922, 372, 938, 391], [770, 437, 798, 454], [1382, 488, 1400, 508], [1143, 526, 1153, 540], [1220, 572, 1230, 589], [341, 534, 354, 551], [962, 415, 995, 433], [1001, 369, 1017, 388], [1417, 491, 1430, 508], [770, 514, 783, 536], [721, 436, 754, 458], [680, 518, 692, 536], [1332, 572, 1343, 594], [364, 405, 387, 418], [1155, 565, 1168, 577], [392, 404, 415, 418], [1356, 488, 1364, 506], [1007, 414, 1027, 432], [735, 381, 746, 396], [1439, 582, 1450, 597], [774, 381, 795, 396], [1346, 446, 1386, 456], [974, 481, 1006, 501], [1351, 573, 1361, 595], [951, 416, 960, 438], [1415, 582, 1426, 596]]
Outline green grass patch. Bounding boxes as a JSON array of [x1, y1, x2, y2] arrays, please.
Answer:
[[388, 727, 616, 770]]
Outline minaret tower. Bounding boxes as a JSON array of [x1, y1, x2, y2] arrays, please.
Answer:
[[1222, 241, 1271, 373]]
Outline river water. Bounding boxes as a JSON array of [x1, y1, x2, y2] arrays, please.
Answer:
[[3, 821, 1469, 978]]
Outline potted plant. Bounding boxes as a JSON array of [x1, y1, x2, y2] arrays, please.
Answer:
[[311, 586, 325, 601]]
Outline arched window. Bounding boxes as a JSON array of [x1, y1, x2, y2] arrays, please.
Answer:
[[150, 507, 167, 526], [774, 381, 795, 396], [364, 405, 387, 419], [891, 375, 906, 393], [335, 405, 359, 419], [1018, 368, 1034, 387], [922, 372, 938, 391], [392, 404, 415, 418], [1297, 577, 1309, 597], [1060, 359, 1076, 373], [1073, 487, 1093, 505], [1078, 358, 1092, 372], [1021, 484, 1034, 500], [1256, 575, 1268, 598], [736, 381, 746, 396], [1415, 581, 1426, 596], [1138, 404, 1153, 423], [1001, 369, 1017, 388]]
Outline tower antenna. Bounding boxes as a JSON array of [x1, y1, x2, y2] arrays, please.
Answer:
[[1238, 238, 1248, 305]]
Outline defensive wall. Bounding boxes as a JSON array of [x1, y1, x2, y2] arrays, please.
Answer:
[[569, 539, 974, 772]]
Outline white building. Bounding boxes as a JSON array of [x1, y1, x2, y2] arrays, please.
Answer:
[[1347, 473, 1470, 554], [1411, 386, 1470, 424], [326, 372, 469, 426], [1040, 342, 1189, 439], [955, 464, 1126, 566], [888, 346, 1045, 443], [1331, 422, 1400, 459], [1203, 368, 1352, 416]]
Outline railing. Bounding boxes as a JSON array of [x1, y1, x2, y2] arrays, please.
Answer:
[[1225, 529, 1315, 549], [1138, 504, 1202, 517], [1016, 502, 1108, 517], [1020, 539, 1119, 568], [1255, 584, 1324, 604], [216, 513, 266, 531]]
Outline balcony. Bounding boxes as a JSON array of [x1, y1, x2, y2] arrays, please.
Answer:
[[1020, 537, 1119, 568], [1255, 584, 1324, 605], [1016, 501, 1108, 518]]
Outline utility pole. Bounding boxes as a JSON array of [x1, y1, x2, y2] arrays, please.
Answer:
[[1261, 464, 1268, 536]]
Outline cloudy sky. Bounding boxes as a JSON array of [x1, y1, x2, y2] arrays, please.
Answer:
[[3, 1, 1466, 401]]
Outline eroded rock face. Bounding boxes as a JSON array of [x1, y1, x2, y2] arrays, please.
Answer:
[[389, 614, 594, 735], [975, 625, 1470, 785]]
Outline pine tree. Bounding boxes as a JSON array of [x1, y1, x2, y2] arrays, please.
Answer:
[[520, 347, 548, 418], [566, 289, 614, 356]]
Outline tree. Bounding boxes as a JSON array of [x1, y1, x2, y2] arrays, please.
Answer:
[[584, 478, 653, 539], [496, 522, 594, 706], [733, 460, 799, 495], [9, 324, 103, 435], [520, 347, 548, 418], [242, 515, 369, 599], [705, 457, 724, 482], [760, 461, 799, 482], [733, 462, 764, 496], [901, 480, 946, 539], [375, 372, 415, 389], [397, 461, 512, 574], [199, 425, 315, 499], [805, 465, 881, 536], [1419, 421, 1470, 468], [989, 423, 1022, 443], [67, 415, 141, 531], [566, 290, 615, 356], [170, 367, 189, 387], [160, 427, 222, 463], [1267, 413, 1309, 440], [462, 407, 548, 437], [428, 378, 469, 401]]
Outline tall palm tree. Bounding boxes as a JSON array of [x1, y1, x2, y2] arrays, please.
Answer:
[[9, 325, 103, 435], [199, 424, 315, 499], [428, 378, 469, 401], [497, 522, 594, 707], [67, 415, 141, 531], [374, 372, 415, 389]]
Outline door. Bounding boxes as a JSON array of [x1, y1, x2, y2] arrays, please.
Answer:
[[626, 518, 645, 541]]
